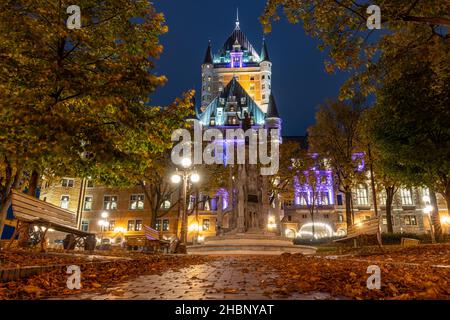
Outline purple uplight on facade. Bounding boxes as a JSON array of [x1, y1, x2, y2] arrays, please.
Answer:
[[230, 51, 243, 68], [293, 170, 335, 206], [352, 152, 366, 172], [216, 188, 229, 210]]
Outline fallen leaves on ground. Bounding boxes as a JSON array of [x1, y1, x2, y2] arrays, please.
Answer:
[[0, 251, 215, 300], [233, 245, 450, 300]]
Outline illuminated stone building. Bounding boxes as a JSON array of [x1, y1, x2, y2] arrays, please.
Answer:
[[201, 14, 272, 113]]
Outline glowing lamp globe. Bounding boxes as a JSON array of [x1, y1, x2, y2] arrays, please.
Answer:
[[181, 157, 192, 168], [171, 174, 181, 184], [190, 173, 200, 183]]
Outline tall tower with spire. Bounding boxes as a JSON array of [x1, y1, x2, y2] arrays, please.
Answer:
[[194, 13, 283, 238], [200, 13, 273, 113]]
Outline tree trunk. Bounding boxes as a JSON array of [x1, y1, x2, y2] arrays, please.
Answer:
[[344, 190, 353, 227], [430, 189, 442, 242], [27, 170, 40, 197], [385, 186, 395, 233], [0, 167, 23, 239]]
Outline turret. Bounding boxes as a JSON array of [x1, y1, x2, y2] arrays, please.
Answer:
[[265, 94, 282, 143], [260, 38, 272, 113], [201, 41, 214, 112]]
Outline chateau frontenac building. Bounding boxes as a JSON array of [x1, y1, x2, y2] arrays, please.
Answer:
[[36, 17, 449, 248]]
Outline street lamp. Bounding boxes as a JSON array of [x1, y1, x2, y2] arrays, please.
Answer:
[[422, 196, 436, 244], [171, 157, 200, 246], [98, 211, 109, 244]]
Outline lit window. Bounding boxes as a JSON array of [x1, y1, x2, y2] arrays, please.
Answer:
[[202, 219, 210, 231], [108, 220, 115, 231], [60, 195, 70, 209], [81, 221, 89, 232], [162, 219, 170, 231], [320, 192, 329, 205], [401, 189, 413, 206], [155, 219, 161, 231], [104, 196, 118, 210], [299, 192, 307, 205], [162, 200, 171, 209], [127, 220, 135, 231], [356, 186, 369, 205], [130, 194, 144, 210], [404, 215, 417, 226], [61, 178, 74, 188], [84, 196, 93, 211], [188, 195, 195, 210], [262, 84, 265, 90], [135, 220, 143, 231], [379, 191, 387, 205], [337, 214, 344, 222]]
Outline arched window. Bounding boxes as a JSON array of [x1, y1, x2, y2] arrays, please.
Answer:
[[161, 200, 171, 209]]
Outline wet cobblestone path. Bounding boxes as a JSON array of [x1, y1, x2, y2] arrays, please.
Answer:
[[61, 256, 337, 300]]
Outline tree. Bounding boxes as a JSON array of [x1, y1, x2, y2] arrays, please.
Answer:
[[268, 140, 304, 204], [0, 1, 193, 236], [138, 152, 180, 230], [261, 1, 449, 98], [367, 61, 449, 241], [292, 151, 328, 239], [308, 99, 366, 228]]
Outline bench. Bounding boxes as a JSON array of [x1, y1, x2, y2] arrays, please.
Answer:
[[334, 217, 382, 247], [125, 225, 178, 253], [7, 190, 95, 251], [401, 237, 420, 247]]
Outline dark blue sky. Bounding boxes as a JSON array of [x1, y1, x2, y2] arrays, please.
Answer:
[[152, 0, 348, 136]]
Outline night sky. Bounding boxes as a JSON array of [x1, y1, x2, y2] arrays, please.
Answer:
[[152, 0, 348, 136]]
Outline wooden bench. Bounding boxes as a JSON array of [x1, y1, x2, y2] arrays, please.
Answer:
[[334, 217, 382, 247], [125, 225, 177, 253], [7, 190, 95, 251], [401, 237, 420, 247]]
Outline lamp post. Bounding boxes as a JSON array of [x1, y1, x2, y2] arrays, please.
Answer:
[[98, 211, 109, 244], [422, 196, 436, 244], [171, 157, 200, 246]]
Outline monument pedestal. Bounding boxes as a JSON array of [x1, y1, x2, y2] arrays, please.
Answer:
[[187, 231, 316, 255]]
